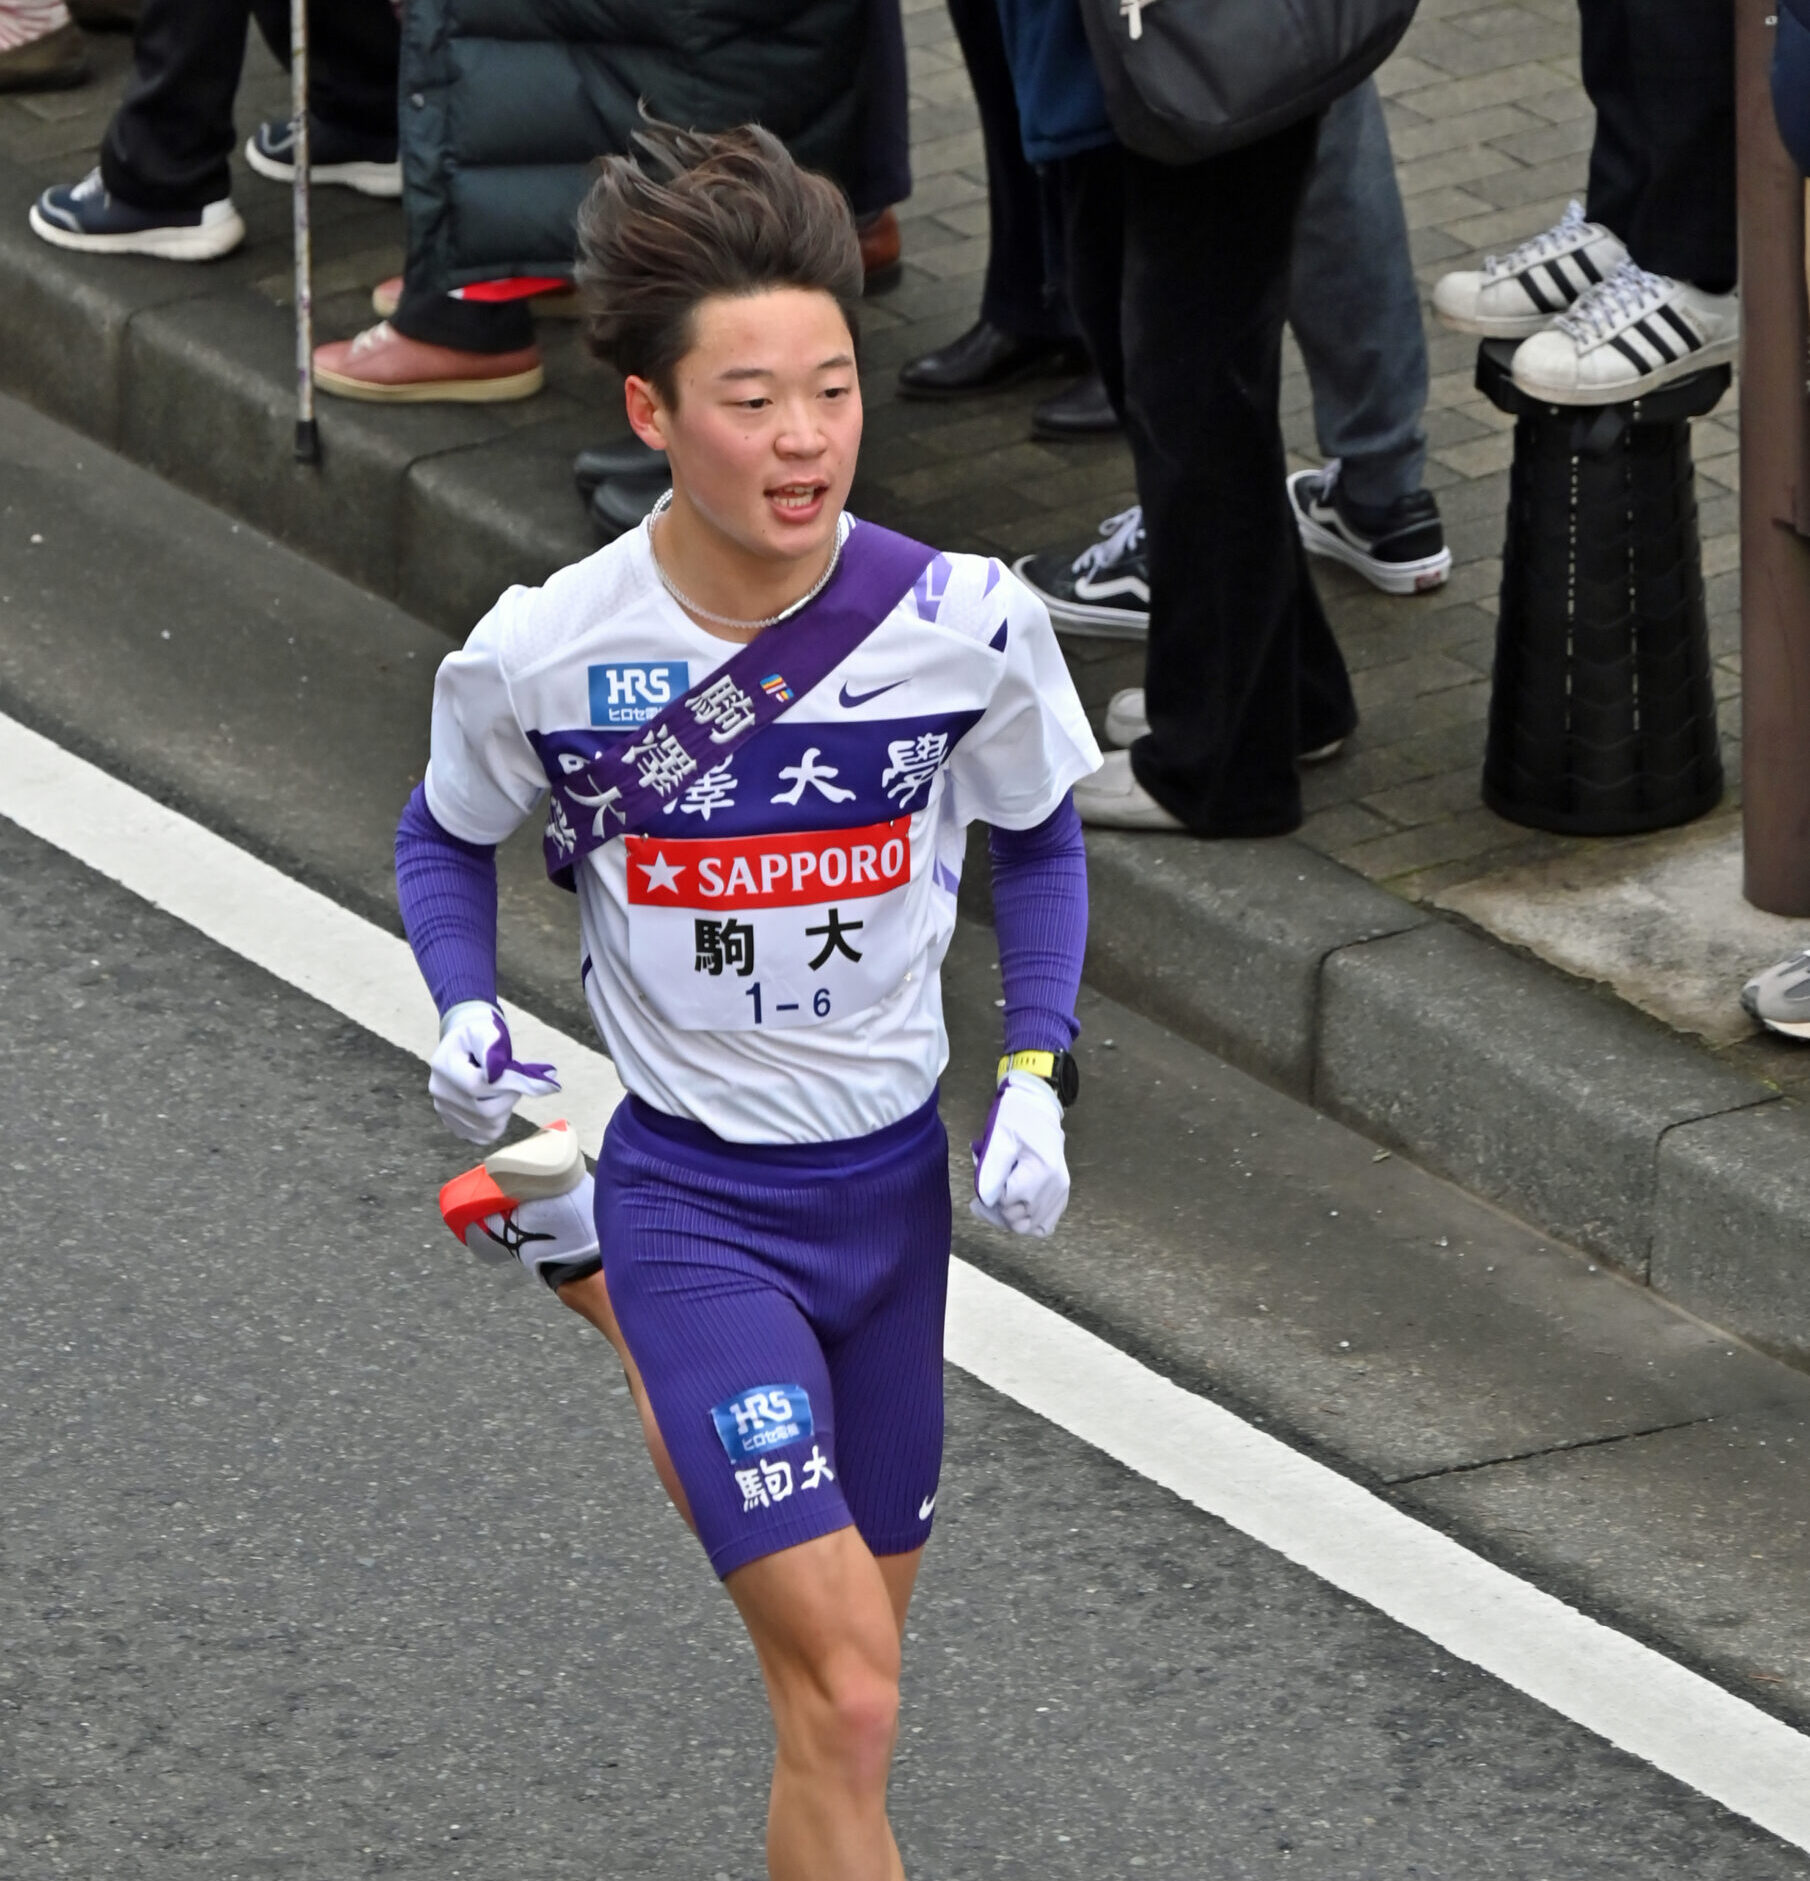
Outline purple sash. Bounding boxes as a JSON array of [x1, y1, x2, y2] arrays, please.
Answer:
[[540, 519, 935, 886]]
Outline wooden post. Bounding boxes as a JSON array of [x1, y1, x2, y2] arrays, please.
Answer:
[[1738, 0, 1810, 912]]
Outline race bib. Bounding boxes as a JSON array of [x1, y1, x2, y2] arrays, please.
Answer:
[[624, 818, 915, 1031]]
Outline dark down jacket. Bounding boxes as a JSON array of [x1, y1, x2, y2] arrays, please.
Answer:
[[401, 0, 870, 290]]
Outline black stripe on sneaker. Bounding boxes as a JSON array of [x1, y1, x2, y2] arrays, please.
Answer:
[[1633, 317, 1679, 364], [1518, 268, 1561, 313], [1573, 247, 1604, 286], [1540, 258, 1580, 301], [1654, 302, 1701, 351], [1610, 334, 1654, 372]]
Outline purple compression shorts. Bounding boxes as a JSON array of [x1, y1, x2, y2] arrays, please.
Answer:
[[596, 1090, 952, 1579]]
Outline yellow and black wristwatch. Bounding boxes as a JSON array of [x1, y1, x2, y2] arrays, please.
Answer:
[[996, 1048, 1080, 1109]]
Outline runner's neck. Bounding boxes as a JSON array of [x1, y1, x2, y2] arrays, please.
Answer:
[[651, 489, 841, 644]]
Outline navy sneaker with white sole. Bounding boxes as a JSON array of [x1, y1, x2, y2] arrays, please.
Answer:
[[30, 167, 244, 259], [245, 117, 401, 198], [1287, 464, 1452, 596], [1012, 504, 1148, 638]]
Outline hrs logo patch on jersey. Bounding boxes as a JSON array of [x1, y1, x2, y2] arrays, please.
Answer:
[[589, 661, 689, 729], [712, 1384, 815, 1460]]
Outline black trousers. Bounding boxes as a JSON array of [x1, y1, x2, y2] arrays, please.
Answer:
[[1581, 0, 1736, 290], [1059, 122, 1356, 838], [102, 0, 397, 212], [846, 0, 912, 219], [944, 0, 1070, 339]]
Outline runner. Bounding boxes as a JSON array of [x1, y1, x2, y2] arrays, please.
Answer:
[[394, 118, 1100, 1881]]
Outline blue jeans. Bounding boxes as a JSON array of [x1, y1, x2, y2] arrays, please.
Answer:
[[1288, 79, 1429, 510]]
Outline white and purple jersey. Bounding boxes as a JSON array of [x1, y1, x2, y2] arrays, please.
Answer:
[[424, 517, 1101, 1144]]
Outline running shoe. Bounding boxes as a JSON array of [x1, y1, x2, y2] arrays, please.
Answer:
[[245, 116, 401, 197], [1287, 463, 1452, 595], [1013, 504, 1148, 638], [1102, 687, 1345, 764], [439, 1119, 601, 1287], [1510, 261, 1739, 406], [30, 167, 243, 259], [1432, 201, 1628, 338]]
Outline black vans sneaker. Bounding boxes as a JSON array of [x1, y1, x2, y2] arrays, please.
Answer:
[[245, 117, 401, 198], [1012, 505, 1149, 638], [1287, 464, 1452, 596]]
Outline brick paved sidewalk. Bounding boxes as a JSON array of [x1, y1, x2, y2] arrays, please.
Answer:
[[0, 0, 1741, 909]]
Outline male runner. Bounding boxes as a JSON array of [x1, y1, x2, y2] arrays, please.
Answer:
[[394, 119, 1099, 1881]]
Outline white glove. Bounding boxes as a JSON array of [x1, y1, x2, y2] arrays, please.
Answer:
[[971, 1070, 1071, 1238], [428, 1001, 561, 1145]]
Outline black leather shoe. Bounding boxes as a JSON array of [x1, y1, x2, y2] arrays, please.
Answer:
[[575, 435, 666, 497], [1031, 372, 1120, 440], [590, 467, 672, 538], [897, 321, 1086, 400]]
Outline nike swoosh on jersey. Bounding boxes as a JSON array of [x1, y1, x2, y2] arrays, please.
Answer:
[[918, 1493, 937, 1520], [839, 678, 907, 709]]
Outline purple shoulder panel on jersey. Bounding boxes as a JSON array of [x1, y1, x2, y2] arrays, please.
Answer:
[[534, 519, 936, 888]]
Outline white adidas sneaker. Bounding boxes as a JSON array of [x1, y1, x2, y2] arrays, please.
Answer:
[[438, 1119, 599, 1286], [1510, 261, 1738, 405], [1432, 202, 1628, 339]]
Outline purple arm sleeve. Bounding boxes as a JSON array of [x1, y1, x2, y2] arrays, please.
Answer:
[[988, 793, 1087, 1054], [395, 784, 500, 1017]]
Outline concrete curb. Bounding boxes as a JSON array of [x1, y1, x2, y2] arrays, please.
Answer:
[[4, 151, 1807, 1366]]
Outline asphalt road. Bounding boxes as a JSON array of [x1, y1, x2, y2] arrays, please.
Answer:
[[5, 809, 1807, 1881]]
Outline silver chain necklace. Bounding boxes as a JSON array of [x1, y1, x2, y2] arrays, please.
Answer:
[[645, 489, 843, 631]]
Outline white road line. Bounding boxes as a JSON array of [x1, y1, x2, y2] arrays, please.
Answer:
[[5, 706, 1809, 1855]]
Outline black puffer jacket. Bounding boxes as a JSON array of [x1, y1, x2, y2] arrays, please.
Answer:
[[401, 0, 870, 290]]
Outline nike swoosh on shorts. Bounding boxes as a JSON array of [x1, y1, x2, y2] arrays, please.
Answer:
[[839, 679, 907, 709]]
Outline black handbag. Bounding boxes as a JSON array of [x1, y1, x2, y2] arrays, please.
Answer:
[[1075, 0, 1421, 163]]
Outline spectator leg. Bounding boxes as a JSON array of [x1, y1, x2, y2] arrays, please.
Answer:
[[1056, 145, 1127, 420], [100, 0, 253, 210], [247, 0, 399, 144], [391, 279, 535, 355], [1620, 0, 1736, 289], [845, 0, 911, 219], [1287, 79, 1430, 511], [945, 0, 1071, 339], [1119, 116, 1356, 836], [1580, 0, 1646, 251]]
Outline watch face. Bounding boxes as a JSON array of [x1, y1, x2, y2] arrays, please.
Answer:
[[1055, 1051, 1080, 1107]]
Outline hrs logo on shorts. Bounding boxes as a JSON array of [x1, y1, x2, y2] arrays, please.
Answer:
[[712, 1384, 815, 1460], [589, 661, 689, 729]]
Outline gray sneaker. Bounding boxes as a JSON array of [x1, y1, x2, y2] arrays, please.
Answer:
[[1741, 948, 1810, 1039]]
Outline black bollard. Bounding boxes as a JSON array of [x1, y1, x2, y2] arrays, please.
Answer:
[[1476, 339, 1728, 836]]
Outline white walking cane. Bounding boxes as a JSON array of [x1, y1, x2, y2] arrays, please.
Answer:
[[291, 0, 320, 464]]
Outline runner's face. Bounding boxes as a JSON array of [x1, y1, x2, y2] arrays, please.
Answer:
[[629, 288, 861, 568]]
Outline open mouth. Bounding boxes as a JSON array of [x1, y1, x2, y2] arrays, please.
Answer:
[[767, 481, 828, 514]]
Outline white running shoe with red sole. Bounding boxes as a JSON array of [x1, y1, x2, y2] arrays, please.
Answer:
[[439, 1120, 599, 1284]]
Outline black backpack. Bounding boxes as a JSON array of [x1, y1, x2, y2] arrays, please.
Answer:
[[1076, 0, 1421, 163]]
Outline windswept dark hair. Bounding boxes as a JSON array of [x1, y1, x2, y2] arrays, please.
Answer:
[[576, 114, 864, 403]]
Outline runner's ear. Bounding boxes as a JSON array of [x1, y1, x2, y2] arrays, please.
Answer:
[[624, 374, 669, 450]]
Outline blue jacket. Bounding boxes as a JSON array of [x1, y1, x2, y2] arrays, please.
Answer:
[[993, 0, 1116, 164], [1775, 0, 1810, 174]]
